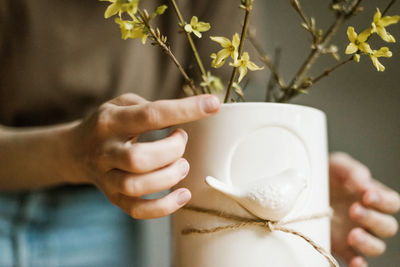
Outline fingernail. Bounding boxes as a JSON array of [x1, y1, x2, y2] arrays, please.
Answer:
[[177, 190, 191, 206], [179, 159, 190, 177], [366, 192, 380, 204], [201, 96, 220, 113]]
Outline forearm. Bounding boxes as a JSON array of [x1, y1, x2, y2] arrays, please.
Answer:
[[0, 121, 84, 191]]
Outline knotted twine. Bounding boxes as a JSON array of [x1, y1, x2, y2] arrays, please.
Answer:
[[181, 205, 339, 267]]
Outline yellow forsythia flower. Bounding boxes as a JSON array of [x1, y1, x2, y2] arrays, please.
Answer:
[[369, 47, 392, 72], [345, 27, 373, 55], [184, 16, 211, 38], [372, 8, 400, 43], [102, 0, 139, 19], [114, 17, 148, 43], [229, 52, 264, 83], [210, 53, 225, 68], [210, 34, 240, 68]]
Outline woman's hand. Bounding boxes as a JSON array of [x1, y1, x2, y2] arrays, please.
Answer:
[[67, 93, 220, 219], [329, 152, 400, 267]]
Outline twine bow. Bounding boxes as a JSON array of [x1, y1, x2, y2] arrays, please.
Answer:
[[181, 205, 339, 267]]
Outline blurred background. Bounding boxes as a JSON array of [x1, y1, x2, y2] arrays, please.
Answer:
[[257, 1, 400, 265], [142, 1, 400, 266]]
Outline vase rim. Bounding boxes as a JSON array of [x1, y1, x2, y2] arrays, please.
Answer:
[[220, 102, 325, 116]]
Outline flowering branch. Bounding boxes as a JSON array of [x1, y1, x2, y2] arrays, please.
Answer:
[[137, 10, 199, 95], [101, 0, 399, 103], [169, 0, 210, 94], [224, 0, 254, 103], [278, 0, 363, 103]]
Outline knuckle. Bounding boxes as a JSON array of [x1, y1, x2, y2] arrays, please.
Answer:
[[120, 178, 140, 196], [349, 202, 363, 220], [126, 146, 148, 172], [121, 93, 135, 99], [121, 93, 143, 105], [138, 103, 160, 127], [349, 164, 371, 180], [94, 105, 113, 134], [110, 93, 136, 105], [348, 228, 360, 246]]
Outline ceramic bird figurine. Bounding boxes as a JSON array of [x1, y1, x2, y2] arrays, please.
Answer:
[[205, 169, 308, 221]]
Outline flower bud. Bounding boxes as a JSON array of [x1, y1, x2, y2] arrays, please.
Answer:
[[241, 0, 251, 6], [155, 5, 168, 15]]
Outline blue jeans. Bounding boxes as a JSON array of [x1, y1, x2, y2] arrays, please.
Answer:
[[0, 186, 147, 267]]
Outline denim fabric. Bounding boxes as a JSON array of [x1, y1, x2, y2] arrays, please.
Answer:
[[0, 186, 147, 267]]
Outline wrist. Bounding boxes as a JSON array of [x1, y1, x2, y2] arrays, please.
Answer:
[[56, 120, 92, 185]]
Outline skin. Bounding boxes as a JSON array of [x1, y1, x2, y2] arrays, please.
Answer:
[[0, 93, 399, 265], [330, 152, 400, 266], [0, 94, 220, 218]]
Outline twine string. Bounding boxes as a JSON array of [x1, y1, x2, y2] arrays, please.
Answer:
[[181, 205, 339, 267]]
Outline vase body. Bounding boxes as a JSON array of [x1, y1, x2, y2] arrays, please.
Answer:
[[172, 103, 330, 267]]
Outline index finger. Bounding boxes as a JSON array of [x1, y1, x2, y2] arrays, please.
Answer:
[[112, 95, 220, 134]]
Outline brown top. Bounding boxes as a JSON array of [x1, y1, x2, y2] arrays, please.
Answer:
[[0, 0, 251, 127]]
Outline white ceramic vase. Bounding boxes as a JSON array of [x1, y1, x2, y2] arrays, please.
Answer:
[[172, 103, 331, 267]]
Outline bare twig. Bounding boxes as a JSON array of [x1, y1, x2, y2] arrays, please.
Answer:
[[169, 0, 210, 94], [277, 0, 363, 103], [345, 0, 364, 18], [248, 29, 287, 90], [290, 15, 345, 89], [291, 0, 320, 43], [224, 1, 253, 103], [383, 0, 397, 16], [266, 48, 282, 102], [137, 10, 199, 95], [311, 56, 353, 85]]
